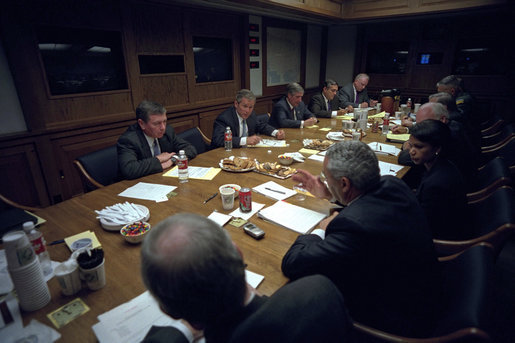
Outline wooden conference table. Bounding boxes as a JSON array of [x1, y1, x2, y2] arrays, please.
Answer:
[[17, 117, 407, 342]]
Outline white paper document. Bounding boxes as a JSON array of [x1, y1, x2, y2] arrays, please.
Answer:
[[250, 139, 288, 147], [118, 182, 177, 202], [368, 142, 401, 156], [207, 211, 232, 227], [258, 201, 326, 234], [93, 291, 180, 343], [308, 154, 325, 162], [378, 161, 404, 176], [229, 202, 265, 220], [252, 181, 297, 201], [93, 271, 264, 343], [245, 270, 264, 288]]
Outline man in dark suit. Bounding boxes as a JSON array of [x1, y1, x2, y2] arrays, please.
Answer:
[[211, 89, 285, 148], [269, 83, 317, 128], [337, 73, 378, 109], [308, 79, 351, 118], [282, 141, 441, 337], [117, 100, 197, 180], [141, 213, 352, 343]]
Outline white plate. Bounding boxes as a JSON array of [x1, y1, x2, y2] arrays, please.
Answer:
[[99, 204, 150, 231], [219, 156, 255, 172], [326, 132, 347, 141]]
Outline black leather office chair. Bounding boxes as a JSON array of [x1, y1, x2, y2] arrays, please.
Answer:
[[435, 186, 515, 258], [480, 138, 515, 174], [480, 114, 504, 136], [481, 123, 514, 151], [467, 157, 513, 203], [73, 145, 119, 192], [256, 113, 271, 126], [177, 127, 211, 154], [353, 243, 494, 343]]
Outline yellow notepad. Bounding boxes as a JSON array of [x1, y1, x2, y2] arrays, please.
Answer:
[[298, 148, 320, 155], [64, 231, 101, 251], [386, 133, 410, 142], [368, 111, 386, 119], [163, 166, 221, 180]]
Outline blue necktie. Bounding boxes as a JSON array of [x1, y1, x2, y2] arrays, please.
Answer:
[[327, 101, 331, 111], [153, 139, 160, 156]]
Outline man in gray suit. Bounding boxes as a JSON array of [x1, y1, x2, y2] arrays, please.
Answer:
[[337, 73, 378, 109]]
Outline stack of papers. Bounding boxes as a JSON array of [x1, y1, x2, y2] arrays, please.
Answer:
[[368, 142, 401, 156], [252, 181, 297, 201], [378, 161, 404, 176], [163, 166, 221, 180], [93, 271, 265, 343], [119, 182, 177, 202], [258, 201, 326, 234]]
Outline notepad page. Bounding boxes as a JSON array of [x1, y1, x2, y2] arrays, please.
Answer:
[[258, 201, 326, 234]]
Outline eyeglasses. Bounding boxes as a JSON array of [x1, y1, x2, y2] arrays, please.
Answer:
[[319, 171, 328, 187]]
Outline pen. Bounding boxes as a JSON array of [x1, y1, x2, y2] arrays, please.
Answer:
[[203, 192, 218, 204], [265, 187, 286, 194], [49, 239, 65, 246]]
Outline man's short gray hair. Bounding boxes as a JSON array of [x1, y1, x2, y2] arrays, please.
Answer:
[[136, 100, 166, 122], [429, 92, 458, 112], [421, 102, 449, 120], [326, 141, 380, 192], [236, 89, 256, 103], [354, 73, 370, 82], [287, 82, 304, 95]]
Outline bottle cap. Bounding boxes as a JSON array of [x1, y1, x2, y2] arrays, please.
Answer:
[[22, 221, 35, 232], [179, 150, 185, 155]]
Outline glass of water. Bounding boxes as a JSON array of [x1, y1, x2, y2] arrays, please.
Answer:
[[293, 183, 307, 201]]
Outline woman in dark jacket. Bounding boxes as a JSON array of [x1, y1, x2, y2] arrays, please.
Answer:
[[407, 119, 469, 240]]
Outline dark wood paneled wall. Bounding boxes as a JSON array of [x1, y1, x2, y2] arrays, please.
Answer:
[[354, 9, 513, 117], [0, 0, 255, 206]]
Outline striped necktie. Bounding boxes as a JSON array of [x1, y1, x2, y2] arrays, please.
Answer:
[[292, 108, 297, 120]]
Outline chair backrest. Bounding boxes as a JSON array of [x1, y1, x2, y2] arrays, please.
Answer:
[[74, 145, 119, 192], [468, 157, 513, 202], [480, 137, 515, 168], [481, 123, 514, 150], [352, 244, 494, 343], [256, 113, 271, 125], [177, 127, 210, 154], [434, 244, 493, 339]]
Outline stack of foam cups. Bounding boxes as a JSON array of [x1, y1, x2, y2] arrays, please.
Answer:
[[3, 230, 51, 311]]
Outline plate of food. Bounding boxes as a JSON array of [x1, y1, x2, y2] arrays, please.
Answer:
[[219, 156, 255, 172], [302, 139, 334, 150], [254, 161, 296, 179], [327, 130, 366, 140]]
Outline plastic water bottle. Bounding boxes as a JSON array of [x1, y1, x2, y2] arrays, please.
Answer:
[[382, 113, 390, 135], [177, 150, 189, 183], [23, 221, 52, 276], [224, 127, 232, 151]]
